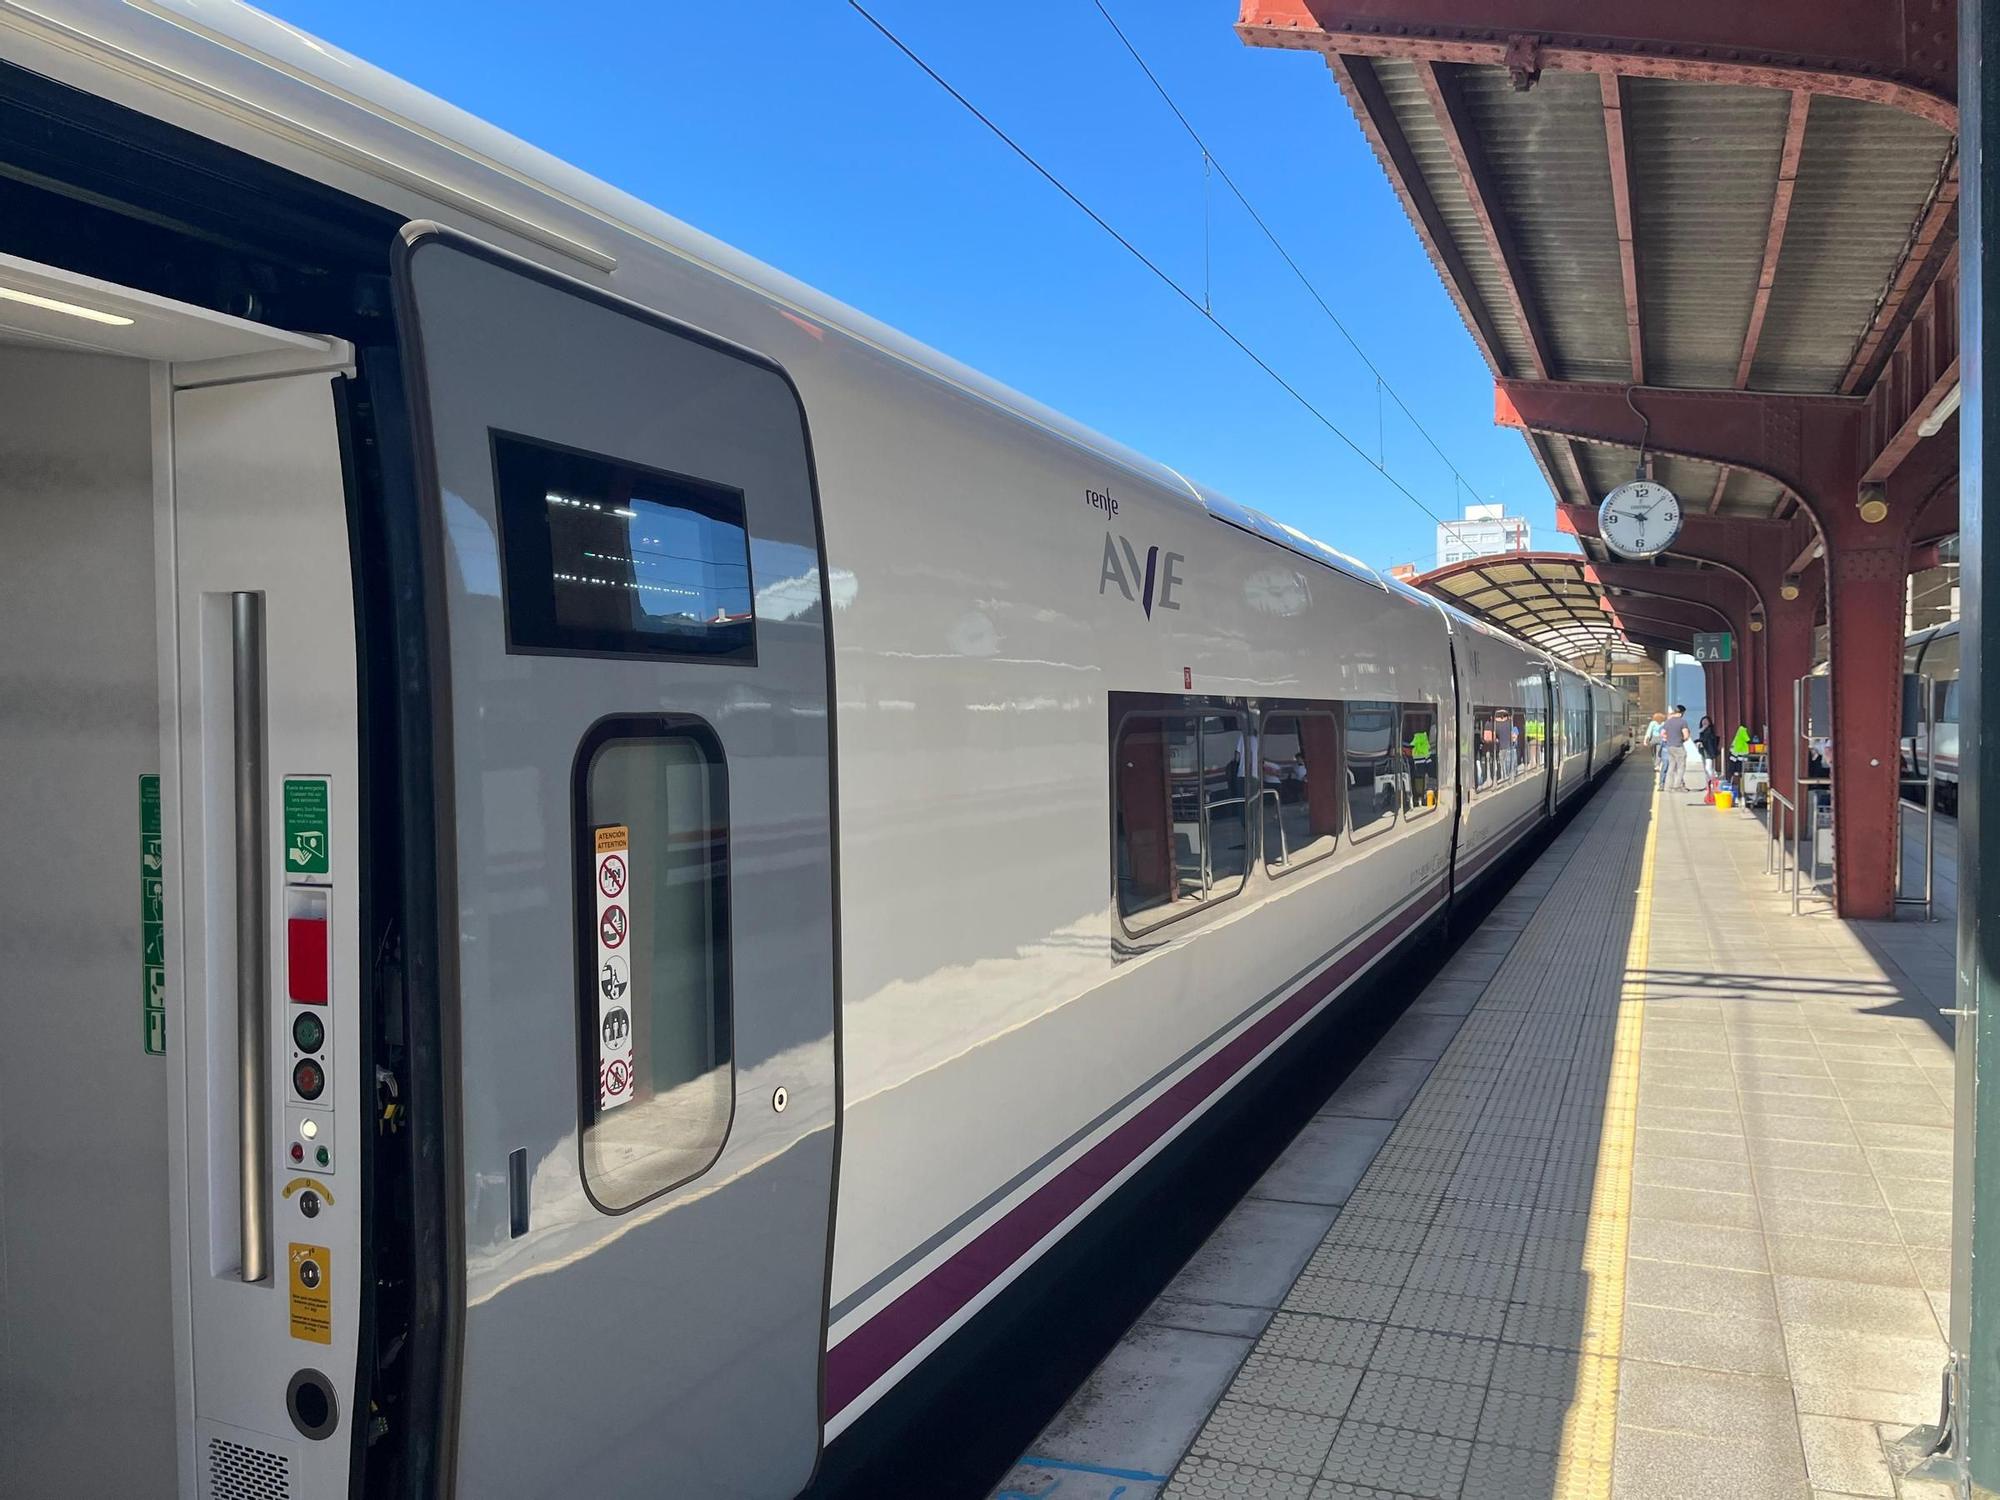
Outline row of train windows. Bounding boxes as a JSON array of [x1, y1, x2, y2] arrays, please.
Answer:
[[1113, 693, 1440, 934]]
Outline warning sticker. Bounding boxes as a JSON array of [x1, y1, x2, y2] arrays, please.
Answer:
[[140, 775, 165, 1057], [288, 1243, 332, 1345], [283, 778, 330, 879], [594, 825, 635, 1111]]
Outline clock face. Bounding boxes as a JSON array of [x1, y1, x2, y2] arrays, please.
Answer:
[[1598, 480, 1683, 559]]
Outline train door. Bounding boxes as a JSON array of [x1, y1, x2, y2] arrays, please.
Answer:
[[0, 258, 367, 1496], [1542, 669, 1559, 813], [393, 228, 840, 1499]]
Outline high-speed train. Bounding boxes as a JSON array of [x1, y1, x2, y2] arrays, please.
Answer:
[[0, 7, 1625, 1498], [1903, 621, 1961, 810]]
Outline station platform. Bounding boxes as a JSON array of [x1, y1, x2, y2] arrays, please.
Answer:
[[990, 761, 1957, 1500]]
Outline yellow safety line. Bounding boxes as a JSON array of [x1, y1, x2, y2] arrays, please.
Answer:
[[1553, 784, 1659, 1498]]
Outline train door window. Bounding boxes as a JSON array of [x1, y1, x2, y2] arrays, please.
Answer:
[[494, 431, 756, 661], [1926, 631, 1960, 722], [1114, 704, 1249, 931], [576, 718, 734, 1211], [1400, 703, 1439, 817], [1343, 700, 1399, 842], [1525, 678, 1548, 771], [1260, 711, 1341, 873]]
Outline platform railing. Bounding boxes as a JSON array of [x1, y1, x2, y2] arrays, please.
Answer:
[[1894, 672, 1936, 922], [1768, 789, 1796, 904]]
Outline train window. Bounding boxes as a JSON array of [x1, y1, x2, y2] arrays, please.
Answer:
[[1114, 706, 1250, 930], [493, 431, 756, 662], [575, 718, 734, 1212], [1260, 712, 1341, 873], [1473, 705, 1527, 792], [1400, 703, 1439, 818], [1343, 700, 1399, 842]]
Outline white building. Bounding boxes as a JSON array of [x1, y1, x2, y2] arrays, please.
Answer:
[[1437, 502, 1530, 569]]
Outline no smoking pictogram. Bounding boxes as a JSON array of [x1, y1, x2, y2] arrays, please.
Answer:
[[598, 853, 627, 899], [598, 905, 628, 949]]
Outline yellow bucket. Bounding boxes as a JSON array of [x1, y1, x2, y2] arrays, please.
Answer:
[[1715, 789, 1735, 810]]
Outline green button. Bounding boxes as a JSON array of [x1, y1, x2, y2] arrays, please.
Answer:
[[315, 1145, 329, 1167]]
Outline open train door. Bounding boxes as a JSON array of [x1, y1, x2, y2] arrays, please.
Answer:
[[393, 226, 840, 1499]]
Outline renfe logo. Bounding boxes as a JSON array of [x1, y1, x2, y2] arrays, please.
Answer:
[[1099, 534, 1185, 619]]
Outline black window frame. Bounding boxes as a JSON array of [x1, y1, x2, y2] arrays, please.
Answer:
[[1109, 692, 1252, 938], [1399, 699, 1442, 820], [1341, 699, 1401, 844], [1257, 704, 1344, 876], [571, 712, 738, 1216]]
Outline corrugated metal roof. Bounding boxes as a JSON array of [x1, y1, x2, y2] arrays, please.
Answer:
[[1626, 81, 1790, 387], [1373, 58, 1540, 377], [1456, 66, 1631, 383], [1752, 98, 1955, 391], [1328, 59, 1955, 528]]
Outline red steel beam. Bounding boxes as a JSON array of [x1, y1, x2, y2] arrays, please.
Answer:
[[1859, 248, 1961, 485], [1329, 54, 1510, 373], [1560, 438, 1594, 503], [1418, 60, 1553, 378], [1236, 0, 1958, 127], [1736, 92, 1812, 390], [1841, 159, 1960, 395], [1498, 380, 1864, 528], [1600, 73, 1643, 383]]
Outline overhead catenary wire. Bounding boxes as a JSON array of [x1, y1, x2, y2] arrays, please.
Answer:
[[1085, 0, 1493, 508], [846, 0, 1493, 558]]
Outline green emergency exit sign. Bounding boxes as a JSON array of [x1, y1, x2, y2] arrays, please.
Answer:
[[284, 778, 330, 877], [140, 774, 165, 1055]]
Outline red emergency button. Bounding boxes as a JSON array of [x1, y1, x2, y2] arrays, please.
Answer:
[[287, 915, 328, 1004]]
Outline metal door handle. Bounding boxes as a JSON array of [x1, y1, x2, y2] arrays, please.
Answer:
[[233, 592, 270, 1284]]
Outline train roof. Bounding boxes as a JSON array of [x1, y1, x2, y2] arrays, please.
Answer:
[[6, 1, 1399, 595]]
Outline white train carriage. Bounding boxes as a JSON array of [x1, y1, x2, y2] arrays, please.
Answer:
[[0, 7, 1622, 1498]]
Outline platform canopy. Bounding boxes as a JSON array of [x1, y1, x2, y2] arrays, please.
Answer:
[[1238, 0, 1963, 918], [1411, 551, 1632, 665]]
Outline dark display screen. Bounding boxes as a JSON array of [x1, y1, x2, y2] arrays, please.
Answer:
[[493, 431, 755, 661]]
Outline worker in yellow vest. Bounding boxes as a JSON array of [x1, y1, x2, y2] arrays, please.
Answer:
[[1409, 725, 1433, 808]]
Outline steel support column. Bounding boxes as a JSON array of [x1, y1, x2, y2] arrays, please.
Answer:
[[1950, 0, 1996, 1488], [1510, 382, 1908, 915]]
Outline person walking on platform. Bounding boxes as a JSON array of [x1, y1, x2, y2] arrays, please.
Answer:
[[1644, 711, 1667, 781], [1659, 705, 1692, 792], [1696, 714, 1721, 782]]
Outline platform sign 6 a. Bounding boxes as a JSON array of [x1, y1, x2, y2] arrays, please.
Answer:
[[594, 825, 635, 1111], [1691, 631, 1733, 663]]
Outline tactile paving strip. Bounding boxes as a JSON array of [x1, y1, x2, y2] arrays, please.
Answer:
[[1164, 769, 1657, 1499]]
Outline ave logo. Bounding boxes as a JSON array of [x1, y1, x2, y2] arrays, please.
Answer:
[[1099, 534, 1186, 619]]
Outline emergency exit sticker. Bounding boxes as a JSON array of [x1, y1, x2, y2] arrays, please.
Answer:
[[140, 775, 165, 1056], [283, 778, 330, 879], [288, 1243, 332, 1345], [594, 825, 635, 1112]]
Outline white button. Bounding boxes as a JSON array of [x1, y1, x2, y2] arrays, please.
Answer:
[[300, 1118, 319, 1140]]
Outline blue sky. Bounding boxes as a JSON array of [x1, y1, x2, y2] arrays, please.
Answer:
[[260, 0, 1572, 574]]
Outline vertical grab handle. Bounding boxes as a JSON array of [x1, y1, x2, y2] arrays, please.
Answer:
[[233, 591, 270, 1284]]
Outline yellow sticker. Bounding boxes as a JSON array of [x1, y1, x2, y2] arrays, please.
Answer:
[[288, 1243, 331, 1345], [594, 824, 629, 855]]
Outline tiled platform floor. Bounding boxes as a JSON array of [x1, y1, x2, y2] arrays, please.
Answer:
[[990, 761, 1958, 1500]]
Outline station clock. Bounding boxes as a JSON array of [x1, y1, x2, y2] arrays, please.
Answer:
[[1597, 479, 1684, 560]]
